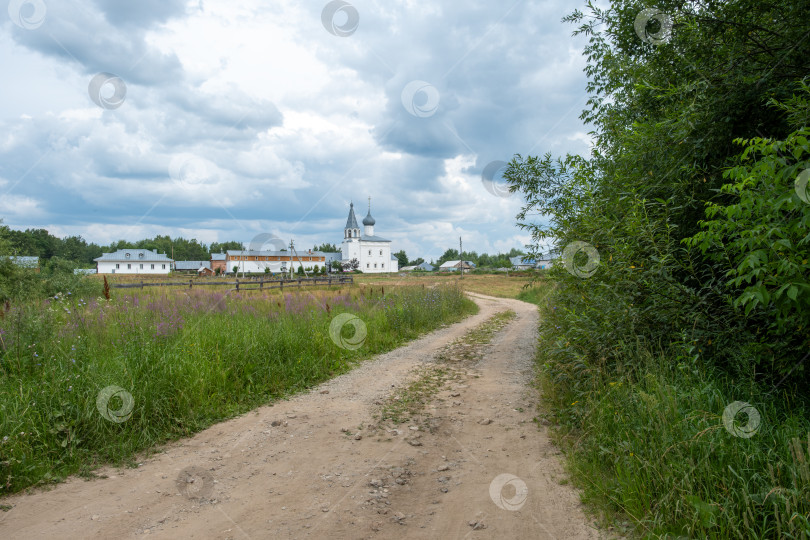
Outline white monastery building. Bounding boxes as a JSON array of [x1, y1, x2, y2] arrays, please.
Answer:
[[341, 199, 398, 273], [95, 249, 173, 274]]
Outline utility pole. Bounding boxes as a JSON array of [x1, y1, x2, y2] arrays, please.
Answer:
[[290, 239, 310, 279], [459, 236, 463, 279], [289, 240, 294, 279]]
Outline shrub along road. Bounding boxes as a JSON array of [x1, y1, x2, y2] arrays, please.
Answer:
[[0, 293, 601, 539]]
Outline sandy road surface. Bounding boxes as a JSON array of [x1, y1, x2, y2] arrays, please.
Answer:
[[0, 293, 601, 539]]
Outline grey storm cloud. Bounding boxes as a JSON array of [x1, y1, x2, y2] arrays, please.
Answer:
[[8, 1, 184, 86], [91, 0, 188, 28], [1, 0, 590, 260]]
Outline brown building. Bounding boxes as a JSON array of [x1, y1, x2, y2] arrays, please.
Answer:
[[226, 249, 326, 274], [211, 253, 227, 274]]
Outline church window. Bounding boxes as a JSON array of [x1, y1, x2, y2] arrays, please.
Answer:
[[368, 250, 371, 255], [379, 250, 382, 255], [374, 263, 377, 268], [366, 263, 370, 268]]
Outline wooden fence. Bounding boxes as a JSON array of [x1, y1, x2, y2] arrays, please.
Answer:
[[111, 276, 354, 292]]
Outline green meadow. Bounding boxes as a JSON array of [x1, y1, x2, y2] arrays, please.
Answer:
[[0, 281, 476, 494]]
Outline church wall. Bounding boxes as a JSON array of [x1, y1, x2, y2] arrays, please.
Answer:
[[358, 242, 392, 273]]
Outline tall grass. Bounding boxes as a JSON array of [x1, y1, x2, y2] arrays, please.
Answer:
[[0, 283, 476, 494], [520, 283, 810, 539]]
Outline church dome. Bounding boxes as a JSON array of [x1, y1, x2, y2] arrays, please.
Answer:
[[363, 211, 376, 226]]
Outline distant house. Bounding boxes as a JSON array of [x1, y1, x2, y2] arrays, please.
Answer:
[[5, 256, 40, 272], [210, 252, 227, 274], [537, 250, 560, 270], [510, 254, 556, 270], [401, 262, 434, 272], [94, 249, 173, 275], [439, 260, 476, 272], [510, 256, 536, 270], [73, 268, 97, 275], [174, 261, 214, 276]]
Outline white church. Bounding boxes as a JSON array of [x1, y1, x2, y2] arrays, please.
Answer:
[[341, 199, 398, 273]]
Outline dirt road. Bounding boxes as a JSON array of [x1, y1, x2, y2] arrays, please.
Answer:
[[0, 293, 601, 539]]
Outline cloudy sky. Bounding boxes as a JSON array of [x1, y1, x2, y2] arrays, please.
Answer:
[[0, 0, 591, 262]]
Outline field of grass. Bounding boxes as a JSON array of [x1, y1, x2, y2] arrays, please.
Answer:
[[0, 281, 476, 495], [95, 270, 543, 300], [355, 272, 540, 299]]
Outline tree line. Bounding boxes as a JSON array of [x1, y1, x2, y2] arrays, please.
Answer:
[[0, 225, 248, 268], [393, 247, 526, 269]]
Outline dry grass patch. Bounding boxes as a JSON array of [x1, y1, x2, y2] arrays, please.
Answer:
[[369, 309, 518, 437], [356, 273, 537, 299]]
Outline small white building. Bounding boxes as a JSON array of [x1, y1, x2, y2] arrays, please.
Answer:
[[94, 249, 173, 275], [341, 200, 398, 273]]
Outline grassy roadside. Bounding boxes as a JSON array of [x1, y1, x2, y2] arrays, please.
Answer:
[[518, 283, 810, 538], [0, 283, 477, 495]]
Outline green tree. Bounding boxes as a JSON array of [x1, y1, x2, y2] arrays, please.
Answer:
[[506, 0, 810, 384], [210, 241, 243, 254], [0, 220, 12, 256], [314, 243, 338, 252], [435, 249, 459, 267], [685, 119, 810, 371]]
